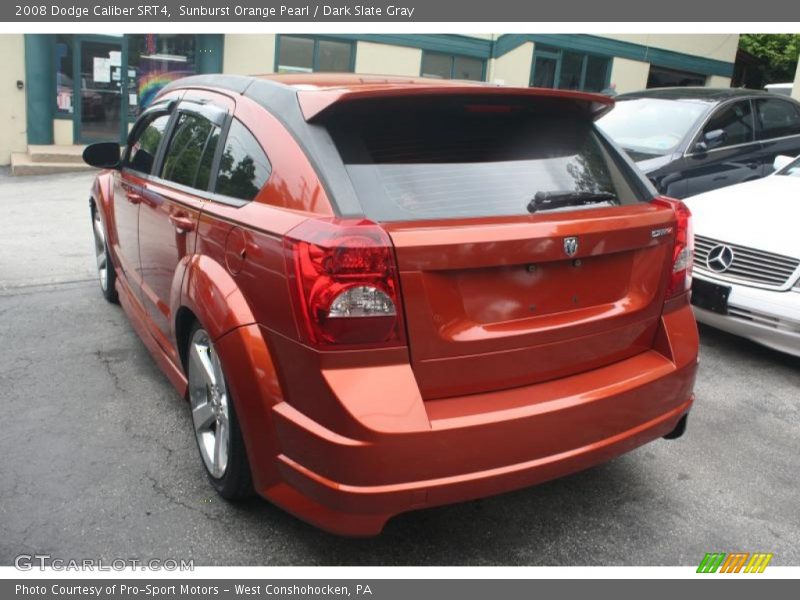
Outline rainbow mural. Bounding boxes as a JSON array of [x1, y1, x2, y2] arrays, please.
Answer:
[[137, 70, 193, 112]]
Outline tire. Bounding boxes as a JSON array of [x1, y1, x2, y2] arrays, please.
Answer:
[[186, 323, 253, 499], [91, 205, 118, 304]]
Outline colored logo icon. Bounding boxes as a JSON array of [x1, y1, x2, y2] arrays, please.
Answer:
[[697, 552, 773, 573]]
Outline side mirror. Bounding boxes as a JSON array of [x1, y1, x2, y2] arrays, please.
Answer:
[[702, 129, 727, 150], [82, 142, 120, 169], [772, 154, 795, 173]]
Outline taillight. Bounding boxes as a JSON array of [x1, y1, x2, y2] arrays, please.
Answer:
[[653, 197, 693, 299], [284, 218, 404, 348]]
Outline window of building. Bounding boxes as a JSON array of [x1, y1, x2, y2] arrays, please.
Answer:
[[277, 36, 354, 74], [421, 52, 483, 81], [215, 120, 271, 202], [530, 45, 610, 93], [755, 98, 800, 140], [702, 101, 754, 148], [532, 50, 558, 89], [125, 112, 171, 175], [55, 35, 74, 115], [558, 51, 584, 90], [317, 39, 353, 72], [584, 55, 610, 94], [646, 66, 706, 88], [127, 34, 197, 118], [161, 112, 220, 189]]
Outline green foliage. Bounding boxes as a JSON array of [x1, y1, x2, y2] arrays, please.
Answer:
[[216, 149, 259, 201], [739, 34, 800, 84], [162, 114, 214, 187]]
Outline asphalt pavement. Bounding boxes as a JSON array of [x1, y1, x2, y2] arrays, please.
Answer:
[[0, 169, 798, 566]]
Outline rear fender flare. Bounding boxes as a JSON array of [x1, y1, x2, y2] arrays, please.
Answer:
[[90, 172, 115, 241], [179, 255, 284, 489], [180, 254, 256, 342]]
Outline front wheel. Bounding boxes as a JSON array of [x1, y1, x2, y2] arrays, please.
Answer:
[[187, 324, 252, 499], [92, 207, 118, 303]]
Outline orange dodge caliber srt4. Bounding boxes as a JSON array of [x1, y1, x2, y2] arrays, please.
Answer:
[[83, 74, 699, 536]]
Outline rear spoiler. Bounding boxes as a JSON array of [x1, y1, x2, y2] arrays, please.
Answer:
[[298, 85, 615, 122]]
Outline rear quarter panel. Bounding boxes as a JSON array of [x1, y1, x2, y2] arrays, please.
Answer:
[[183, 93, 342, 485]]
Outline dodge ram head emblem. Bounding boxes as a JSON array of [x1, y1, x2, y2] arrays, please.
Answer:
[[563, 236, 579, 257]]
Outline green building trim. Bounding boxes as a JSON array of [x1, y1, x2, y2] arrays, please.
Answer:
[[24, 34, 55, 144]]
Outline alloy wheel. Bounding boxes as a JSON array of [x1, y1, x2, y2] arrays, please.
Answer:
[[92, 211, 109, 291], [188, 329, 230, 479]]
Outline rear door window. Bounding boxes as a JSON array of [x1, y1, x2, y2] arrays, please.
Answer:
[[325, 99, 646, 222], [214, 119, 271, 202], [755, 98, 800, 139], [160, 112, 221, 190], [702, 101, 754, 148]]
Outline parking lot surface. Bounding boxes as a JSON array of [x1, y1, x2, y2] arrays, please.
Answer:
[[1, 170, 798, 566]]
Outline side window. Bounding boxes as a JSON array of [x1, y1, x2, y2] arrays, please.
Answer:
[[195, 128, 221, 191], [755, 98, 800, 139], [215, 120, 271, 202], [160, 112, 220, 189], [703, 101, 754, 148], [126, 113, 171, 175]]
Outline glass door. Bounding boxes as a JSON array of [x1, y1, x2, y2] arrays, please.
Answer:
[[77, 39, 124, 142]]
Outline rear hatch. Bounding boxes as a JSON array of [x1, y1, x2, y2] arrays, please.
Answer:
[[316, 90, 677, 399]]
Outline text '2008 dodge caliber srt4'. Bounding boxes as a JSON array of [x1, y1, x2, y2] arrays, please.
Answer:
[[83, 74, 699, 536]]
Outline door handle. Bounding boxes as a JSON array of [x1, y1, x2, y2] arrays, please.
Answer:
[[168, 213, 195, 234], [746, 162, 759, 170]]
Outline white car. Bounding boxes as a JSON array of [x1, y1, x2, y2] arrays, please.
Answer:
[[764, 83, 794, 97], [684, 155, 800, 357]]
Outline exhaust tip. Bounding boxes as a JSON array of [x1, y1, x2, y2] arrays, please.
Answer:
[[663, 414, 688, 440]]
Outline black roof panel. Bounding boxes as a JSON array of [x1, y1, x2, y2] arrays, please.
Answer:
[[616, 87, 771, 103]]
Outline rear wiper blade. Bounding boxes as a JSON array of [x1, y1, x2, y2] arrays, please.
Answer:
[[527, 190, 617, 213]]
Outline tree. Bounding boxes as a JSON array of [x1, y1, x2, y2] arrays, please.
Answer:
[[739, 34, 800, 84]]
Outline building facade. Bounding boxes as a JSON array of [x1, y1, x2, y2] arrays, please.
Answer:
[[1, 33, 741, 166]]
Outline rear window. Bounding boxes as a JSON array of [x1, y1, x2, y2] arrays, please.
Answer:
[[326, 99, 647, 222]]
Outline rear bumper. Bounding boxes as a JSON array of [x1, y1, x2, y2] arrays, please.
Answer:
[[259, 305, 698, 536], [269, 390, 693, 536]]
